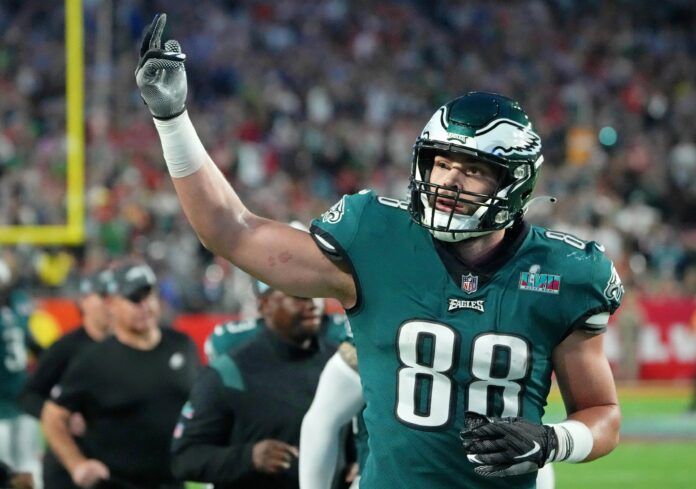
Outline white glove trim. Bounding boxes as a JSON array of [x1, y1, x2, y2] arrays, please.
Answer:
[[548, 420, 594, 463]]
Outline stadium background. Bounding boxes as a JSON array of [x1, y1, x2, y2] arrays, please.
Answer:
[[0, 0, 695, 487]]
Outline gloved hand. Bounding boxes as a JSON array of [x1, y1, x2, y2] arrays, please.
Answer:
[[135, 13, 187, 119], [460, 411, 558, 477]]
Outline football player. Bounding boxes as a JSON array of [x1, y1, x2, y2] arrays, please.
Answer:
[[136, 14, 623, 489]]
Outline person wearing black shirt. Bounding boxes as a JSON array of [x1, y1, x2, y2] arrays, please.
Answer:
[[41, 262, 199, 489], [171, 281, 336, 489], [19, 270, 112, 489]]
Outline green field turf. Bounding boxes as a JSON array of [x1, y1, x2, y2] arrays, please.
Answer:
[[548, 382, 696, 488], [554, 441, 696, 489]]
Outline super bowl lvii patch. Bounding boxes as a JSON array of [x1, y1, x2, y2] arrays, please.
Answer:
[[519, 271, 561, 294]]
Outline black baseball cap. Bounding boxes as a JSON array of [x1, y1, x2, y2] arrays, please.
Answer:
[[108, 263, 157, 302], [79, 269, 113, 296]]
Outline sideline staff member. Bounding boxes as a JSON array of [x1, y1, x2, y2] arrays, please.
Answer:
[[42, 262, 199, 489], [171, 281, 336, 489], [20, 270, 112, 489]]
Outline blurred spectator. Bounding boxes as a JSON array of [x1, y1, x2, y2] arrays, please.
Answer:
[[0, 0, 694, 311], [170, 281, 338, 489], [41, 262, 199, 489], [19, 269, 113, 489]]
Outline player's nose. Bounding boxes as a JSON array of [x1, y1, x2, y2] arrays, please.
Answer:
[[442, 168, 464, 190]]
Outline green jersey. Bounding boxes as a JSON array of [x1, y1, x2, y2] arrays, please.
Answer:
[[205, 314, 348, 362], [0, 292, 33, 419], [311, 190, 622, 489]]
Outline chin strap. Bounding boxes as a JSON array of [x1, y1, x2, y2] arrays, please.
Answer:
[[522, 195, 557, 215]]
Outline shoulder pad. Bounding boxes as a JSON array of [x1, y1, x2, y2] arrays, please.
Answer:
[[538, 228, 623, 331], [311, 190, 376, 257]]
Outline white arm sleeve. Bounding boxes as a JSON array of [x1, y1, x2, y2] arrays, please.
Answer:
[[300, 352, 364, 489]]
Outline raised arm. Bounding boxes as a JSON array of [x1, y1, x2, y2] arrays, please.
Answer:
[[135, 14, 355, 306]]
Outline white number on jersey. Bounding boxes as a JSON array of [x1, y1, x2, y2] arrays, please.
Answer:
[[3, 327, 27, 373], [395, 322, 529, 428]]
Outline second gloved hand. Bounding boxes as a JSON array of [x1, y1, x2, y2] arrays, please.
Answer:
[[460, 411, 558, 477]]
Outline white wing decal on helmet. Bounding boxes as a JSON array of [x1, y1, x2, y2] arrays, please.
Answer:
[[474, 119, 541, 156], [419, 109, 540, 159], [420, 107, 448, 141]]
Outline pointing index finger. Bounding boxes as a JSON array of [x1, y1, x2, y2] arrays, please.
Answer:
[[150, 13, 167, 50]]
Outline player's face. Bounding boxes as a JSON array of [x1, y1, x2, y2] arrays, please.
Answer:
[[110, 287, 161, 336], [261, 290, 322, 344], [428, 154, 500, 215], [80, 293, 111, 334]]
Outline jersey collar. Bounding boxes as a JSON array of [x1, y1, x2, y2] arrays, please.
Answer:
[[434, 219, 530, 288]]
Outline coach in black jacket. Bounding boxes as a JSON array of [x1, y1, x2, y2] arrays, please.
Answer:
[[171, 282, 336, 489]]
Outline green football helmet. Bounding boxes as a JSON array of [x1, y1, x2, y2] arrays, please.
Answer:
[[409, 92, 544, 242]]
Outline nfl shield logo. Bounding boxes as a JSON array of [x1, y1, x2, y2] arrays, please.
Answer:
[[461, 273, 479, 294]]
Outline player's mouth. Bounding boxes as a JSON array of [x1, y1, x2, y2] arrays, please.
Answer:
[[435, 197, 468, 214]]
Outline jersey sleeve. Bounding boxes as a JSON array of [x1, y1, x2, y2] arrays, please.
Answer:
[[569, 245, 624, 335], [310, 190, 374, 261]]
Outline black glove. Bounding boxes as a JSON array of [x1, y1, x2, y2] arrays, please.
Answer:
[[460, 411, 558, 477]]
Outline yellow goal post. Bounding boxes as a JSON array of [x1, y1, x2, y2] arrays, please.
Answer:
[[0, 0, 84, 245]]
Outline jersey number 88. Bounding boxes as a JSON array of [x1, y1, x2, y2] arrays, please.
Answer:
[[395, 321, 529, 429]]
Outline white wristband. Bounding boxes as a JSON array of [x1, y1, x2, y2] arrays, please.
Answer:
[[152, 111, 208, 178], [548, 420, 594, 463]]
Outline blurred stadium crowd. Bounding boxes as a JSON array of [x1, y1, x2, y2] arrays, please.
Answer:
[[0, 0, 694, 315]]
